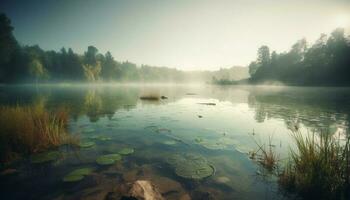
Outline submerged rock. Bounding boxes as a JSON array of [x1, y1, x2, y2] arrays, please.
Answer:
[[0, 168, 17, 176], [129, 180, 164, 200]]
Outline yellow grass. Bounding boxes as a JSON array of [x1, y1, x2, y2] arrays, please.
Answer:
[[0, 105, 76, 162]]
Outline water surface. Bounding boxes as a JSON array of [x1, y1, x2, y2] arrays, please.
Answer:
[[1, 84, 349, 200]]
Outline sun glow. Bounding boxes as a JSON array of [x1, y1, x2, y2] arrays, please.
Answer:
[[334, 15, 350, 28]]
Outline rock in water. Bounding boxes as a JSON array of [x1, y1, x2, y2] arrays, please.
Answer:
[[129, 180, 164, 200]]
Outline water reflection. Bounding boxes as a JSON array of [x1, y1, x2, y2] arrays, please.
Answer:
[[1, 85, 349, 199], [0, 85, 349, 132]]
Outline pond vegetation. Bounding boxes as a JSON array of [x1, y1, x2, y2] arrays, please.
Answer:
[[279, 131, 350, 200], [0, 104, 77, 163]]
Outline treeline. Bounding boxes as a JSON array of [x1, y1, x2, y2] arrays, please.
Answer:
[[0, 13, 188, 83], [248, 28, 350, 86]]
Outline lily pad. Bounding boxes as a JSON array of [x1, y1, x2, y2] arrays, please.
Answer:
[[118, 148, 134, 155], [63, 174, 84, 182], [196, 139, 227, 150], [156, 128, 171, 134], [96, 154, 122, 165], [97, 136, 112, 141], [31, 151, 60, 164], [167, 153, 215, 179], [63, 167, 94, 182], [79, 141, 95, 148], [83, 128, 95, 133], [163, 140, 177, 145]]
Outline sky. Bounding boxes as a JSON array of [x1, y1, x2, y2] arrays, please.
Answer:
[[1, 0, 350, 71]]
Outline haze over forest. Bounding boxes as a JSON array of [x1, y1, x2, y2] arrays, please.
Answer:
[[0, 0, 350, 85]]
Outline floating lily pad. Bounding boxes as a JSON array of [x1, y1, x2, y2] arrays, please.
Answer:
[[31, 151, 60, 164], [83, 128, 95, 133], [167, 153, 215, 179], [118, 148, 134, 155], [96, 154, 122, 165], [88, 135, 99, 139], [156, 128, 171, 134], [63, 174, 84, 182], [97, 136, 112, 141], [79, 141, 95, 148], [163, 140, 177, 145], [196, 139, 227, 150], [144, 125, 158, 131], [63, 167, 94, 182]]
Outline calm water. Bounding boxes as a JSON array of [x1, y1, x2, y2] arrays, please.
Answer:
[[0, 84, 349, 200]]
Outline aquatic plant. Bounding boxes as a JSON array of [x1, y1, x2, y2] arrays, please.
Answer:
[[79, 141, 95, 148], [279, 131, 350, 200], [118, 148, 134, 155], [63, 167, 94, 182], [166, 153, 215, 179], [31, 151, 61, 164], [162, 140, 177, 145], [253, 136, 279, 172], [96, 153, 122, 165], [0, 105, 77, 162]]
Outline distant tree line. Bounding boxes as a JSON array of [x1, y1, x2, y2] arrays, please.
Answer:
[[0, 13, 187, 83], [248, 28, 350, 86]]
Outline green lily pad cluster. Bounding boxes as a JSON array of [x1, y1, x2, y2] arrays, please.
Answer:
[[118, 148, 134, 155], [83, 127, 95, 134], [79, 141, 95, 148], [31, 151, 60, 164], [162, 140, 177, 145], [96, 154, 122, 165], [63, 167, 94, 182], [195, 138, 227, 150], [194, 136, 240, 150], [88, 135, 112, 141], [166, 153, 215, 179]]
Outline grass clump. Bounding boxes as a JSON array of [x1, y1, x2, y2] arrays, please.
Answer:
[[251, 135, 279, 172], [0, 105, 76, 162], [279, 131, 350, 200]]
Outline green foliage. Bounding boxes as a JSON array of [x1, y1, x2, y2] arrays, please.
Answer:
[[0, 13, 249, 84], [249, 28, 350, 86], [279, 131, 350, 199]]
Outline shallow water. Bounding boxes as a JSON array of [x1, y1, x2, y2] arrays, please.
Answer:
[[0, 84, 349, 200]]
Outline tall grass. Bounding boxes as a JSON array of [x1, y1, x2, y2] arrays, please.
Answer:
[[0, 105, 76, 162], [279, 131, 350, 199], [251, 135, 279, 172]]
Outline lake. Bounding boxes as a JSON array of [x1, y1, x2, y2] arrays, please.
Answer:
[[0, 84, 349, 200]]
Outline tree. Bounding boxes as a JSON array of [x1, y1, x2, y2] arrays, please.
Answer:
[[29, 58, 47, 83], [257, 45, 270, 66], [101, 51, 117, 81], [0, 13, 18, 82], [248, 61, 259, 76]]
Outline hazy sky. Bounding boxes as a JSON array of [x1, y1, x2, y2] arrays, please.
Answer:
[[1, 0, 349, 70]]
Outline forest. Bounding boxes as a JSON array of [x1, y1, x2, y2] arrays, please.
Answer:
[[0, 13, 247, 84], [248, 28, 350, 86]]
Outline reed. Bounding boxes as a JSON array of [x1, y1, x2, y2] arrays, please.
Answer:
[[279, 131, 350, 199], [0, 105, 76, 162], [252, 135, 279, 172]]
